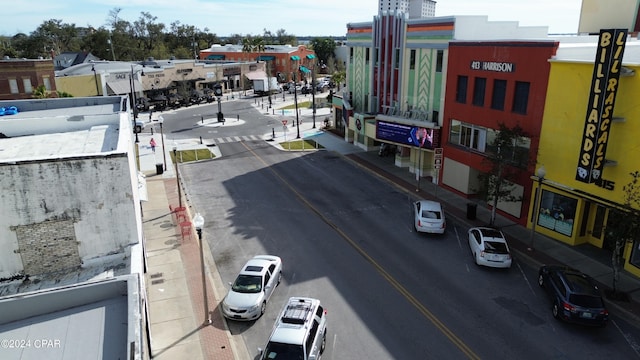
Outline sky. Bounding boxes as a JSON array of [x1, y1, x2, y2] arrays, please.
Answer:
[[1, 0, 584, 37]]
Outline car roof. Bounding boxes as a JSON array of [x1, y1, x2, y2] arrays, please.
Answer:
[[546, 266, 600, 294], [472, 227, 506, 241], [269, 297, 322, 345], [240, 255, 280, 276], [417, 200, 442, 210]]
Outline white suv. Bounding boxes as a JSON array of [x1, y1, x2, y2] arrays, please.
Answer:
[[259, 297, 327, 360]]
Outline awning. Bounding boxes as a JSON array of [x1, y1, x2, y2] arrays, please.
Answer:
[[245, 71, 268, 80], [107, 79, 143, 95], [257, 55, 275, 61], [206, 54, 225, 60], [299, 66, 310, 73], [306, 54, 316, 59], [290, 55, 301, 61]]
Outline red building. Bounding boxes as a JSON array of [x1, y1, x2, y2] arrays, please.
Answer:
[[199, 45, 317, 83], [440, 41, 559, 225], [0, 59, 57, 100]]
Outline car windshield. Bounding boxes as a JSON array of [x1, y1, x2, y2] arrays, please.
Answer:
[[231, 274, 262, 293], [262, 342, 304, 360], [421, 210, 442, 220], [569, 294, 604, 308], [483, 241, 509, 254]]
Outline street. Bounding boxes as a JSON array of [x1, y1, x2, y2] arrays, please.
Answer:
[[167, 95, 640, 359]]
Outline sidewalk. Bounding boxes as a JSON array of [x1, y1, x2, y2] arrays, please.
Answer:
[[136, 91, 640, 359], [137, 128, 250, 360]]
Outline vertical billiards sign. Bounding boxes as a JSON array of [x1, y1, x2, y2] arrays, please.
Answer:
[[576, 29, 627, 183]]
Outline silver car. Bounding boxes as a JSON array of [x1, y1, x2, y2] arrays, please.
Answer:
[[222, 255, 283, 321], [414, 200, 446, 234]]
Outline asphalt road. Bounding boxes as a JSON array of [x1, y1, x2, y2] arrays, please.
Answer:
[[172, 98, 640, 360]]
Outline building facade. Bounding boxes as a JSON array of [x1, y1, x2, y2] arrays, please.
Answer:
[[344, 13, 548, 185], [199, 44, 316, 84], [441, 40, 559, 225], [533, 33, 640, 276], [0, 58, 57, 100]]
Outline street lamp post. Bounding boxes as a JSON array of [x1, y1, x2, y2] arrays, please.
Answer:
[[290, 55, 301, 138], [214, 84, 224, 122], [130, 64, 145, 144], [192, 213, 210, 324], [293, 72, 300, 139], [529, 166, 546, 251], [173, 142, 182, 209], [91, 65, 100, 95], [159, 116, 167, 171], [306, 54, 317, 129]]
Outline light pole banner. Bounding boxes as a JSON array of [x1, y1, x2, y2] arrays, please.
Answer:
[[575, 28, 627, 183]]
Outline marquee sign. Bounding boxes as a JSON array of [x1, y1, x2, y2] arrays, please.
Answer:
[[575, 29, 627, 183]]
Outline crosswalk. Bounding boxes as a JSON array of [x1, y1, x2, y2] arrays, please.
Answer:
[[212, 135, 264, 144]]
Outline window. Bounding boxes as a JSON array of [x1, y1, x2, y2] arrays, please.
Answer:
[[456, 76, 468, 103], [484, 128, 531, 167], [436, 50, 443, 72], [9, 79, 18, 94], [491, 79, 507, 110], [449, 119, 486, 152], [410, 49, 416, 70], [537, 190, 578, 237], [43, 76, 52, 91], [350, 47, 354, 61], [305, 320, 320, 356], [22, 78, 33, 94], [472, 77, 486, 106], [375, 48, 379, 66], [512, 81, 530, 114], [365, 48, 370, 64]]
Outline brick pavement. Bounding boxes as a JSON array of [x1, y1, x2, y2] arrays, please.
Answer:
[[162, 178, 237, 360]]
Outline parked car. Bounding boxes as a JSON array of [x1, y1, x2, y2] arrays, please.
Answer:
[[413, 200, 446, 234], [538, 265, 609, 326], [259, 297, 327, 360], [221, 255, 282, 321], [288, 85, 302, 94], [467, 227, 512, 268]]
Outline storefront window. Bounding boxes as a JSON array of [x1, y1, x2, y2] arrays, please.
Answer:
[[630, 241, 640, 268], [536, 190, 577, 237]]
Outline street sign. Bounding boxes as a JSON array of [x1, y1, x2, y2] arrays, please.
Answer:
[[435, 147, 443, 155]]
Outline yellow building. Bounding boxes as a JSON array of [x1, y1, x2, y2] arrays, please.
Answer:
[[534, 32, 640, 276]]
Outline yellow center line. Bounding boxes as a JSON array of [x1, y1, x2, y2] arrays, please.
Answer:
[[243, 143, 481, 360]]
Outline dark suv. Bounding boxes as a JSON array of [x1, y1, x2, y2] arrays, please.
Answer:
[[538, 265, 609, 327]]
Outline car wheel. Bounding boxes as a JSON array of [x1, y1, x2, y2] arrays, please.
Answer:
[[538, 274, 545, 288], [320, 330, 326, 354], [552, 302, 560, 319], [260, 301, 266, 316]]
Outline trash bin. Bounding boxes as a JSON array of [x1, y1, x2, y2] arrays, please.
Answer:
[[466, 203, 477, 220], [156, 163, 164, 175]]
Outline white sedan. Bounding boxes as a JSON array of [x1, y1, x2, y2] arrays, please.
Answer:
[[222, 255, 283, 321], [467, 227, 512, 268], [413, 200, 446, 234]]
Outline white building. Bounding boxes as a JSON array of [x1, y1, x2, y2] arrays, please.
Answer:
[[379, 0, 436, 18]]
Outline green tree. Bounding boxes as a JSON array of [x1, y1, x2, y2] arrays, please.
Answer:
[[32, 85, 49, 99], [331, 70, 346, 90], [309, 37, 336, 65], [477, 123, 531, 226], [606, 171, 640, 297]]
